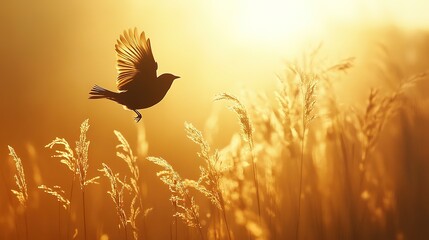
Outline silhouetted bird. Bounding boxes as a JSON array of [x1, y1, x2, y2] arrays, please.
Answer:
[[89, 28, 179, 122]]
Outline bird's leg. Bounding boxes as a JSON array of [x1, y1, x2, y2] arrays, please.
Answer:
[[133, 110, 142, 123]]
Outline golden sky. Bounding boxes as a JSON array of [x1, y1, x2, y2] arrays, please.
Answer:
[[1, 0, 428, 168]]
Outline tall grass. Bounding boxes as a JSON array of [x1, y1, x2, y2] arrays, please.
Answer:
[[8, 146, 29, 240], [184, 122, 231, 240], [147, 156, 205, 239], [38, 185, 70, 239], [100, 163, 128, 240], [114, 130, 143, 240], [45, 119, 99, 240], [2, 49, 429, 240], [214, 93, 261, 221]]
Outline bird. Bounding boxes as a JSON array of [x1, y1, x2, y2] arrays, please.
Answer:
[[89, 28, 179, 123]]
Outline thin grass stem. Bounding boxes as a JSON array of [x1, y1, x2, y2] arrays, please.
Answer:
[[219, 195, 232, 240], [24, 209, 29, 240], [58, 202, 61, 240], [67, 177, 75, 240], [82, 189, 87, 240], [296, 132, 305, 240], [124, 222, 128, 240], [250, 142, 261, 219]]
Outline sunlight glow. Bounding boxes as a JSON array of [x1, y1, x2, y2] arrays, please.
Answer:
[[229, 0, 429, 49], [233, 0, 323, 45]]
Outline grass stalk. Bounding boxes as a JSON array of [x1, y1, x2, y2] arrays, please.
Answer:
[[124, 222, 128, 240], [185, 193, 204, 240], [0, 165, 19, 239], [181, 189, 204, 240], [296, 128, 305, 240], [214, 93, 261, 219], [24, 209, 29, 240], [175, 205, 178, 240], [67, 177, 75, 240], [82, 189, 87, 240], [219, 195, 232, 240], [249, 141, 261, 219], [58, 202, 61, 239]]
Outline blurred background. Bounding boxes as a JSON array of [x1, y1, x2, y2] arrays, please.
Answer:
[[1, 0, 429, 239]]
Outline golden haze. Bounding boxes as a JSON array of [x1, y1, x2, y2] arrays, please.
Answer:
[[1, 0, 429, 239]]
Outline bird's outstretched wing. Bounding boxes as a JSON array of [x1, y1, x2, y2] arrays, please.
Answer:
[[115, 28, 158, 91]]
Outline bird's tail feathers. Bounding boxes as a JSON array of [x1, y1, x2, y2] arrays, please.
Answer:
[[89, 85, 117, 100]]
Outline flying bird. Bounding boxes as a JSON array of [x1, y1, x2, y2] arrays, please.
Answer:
[[89, 28, 179, 122]]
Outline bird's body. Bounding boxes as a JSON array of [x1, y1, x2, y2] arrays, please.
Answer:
[[89, 28, 179, 122]]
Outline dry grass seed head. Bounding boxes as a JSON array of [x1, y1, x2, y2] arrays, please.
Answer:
[[45, 119, 99, 188], [358, 76, 419, 163], [75, 119, 91, 188], [45, 138, 76, 174], [185, 122, 227, 174], [8, 146, 28, 208], [215, 93, 254, 147], [38, 185, 70, 210], [113, 130, 142, 240], [114, 130, 139, 182], [101, 163, 127, 229], [185, 122, 210, 160], [185, 122, 232, 211], [147, 156, 202, 228], [303, 79, 318, 126]]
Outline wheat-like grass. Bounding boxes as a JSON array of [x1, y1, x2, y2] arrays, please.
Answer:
[[286, 52, 323, 240], [357, 73, 427, 195], [8, 146, 29, 240], [275, 79, 299, 144], [213, 134, 264, 238], [348, 73, 427, 238], [38, 184, 70, 239], [128, 193, 141, 240], [100, 163, 128, 239], [357, 72, 424, 170], [8, 146, 28, 209], [45, 135, 77, 239], [45, 119, 100, 188], [45, 138, 76, 175], [75, 119, 99, 188], [184, 122, 232, 240], [147, 156, 204, 239], [38, 185, 70, 210], [114, 130, 139, 185], [214, 93, 261, 219], [45, 119, 99, 240], [114, 130, 142, 240], [214, 93, 254, 146], [3, 45, 428, 240]]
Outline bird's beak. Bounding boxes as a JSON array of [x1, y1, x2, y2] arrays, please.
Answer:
[[174, 75, 180, 80]]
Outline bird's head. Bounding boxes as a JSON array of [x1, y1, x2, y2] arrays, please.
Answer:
[[159, 73, 180, 84]]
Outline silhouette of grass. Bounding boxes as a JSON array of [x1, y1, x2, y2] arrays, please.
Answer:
[[2, 48, 429, 240]]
